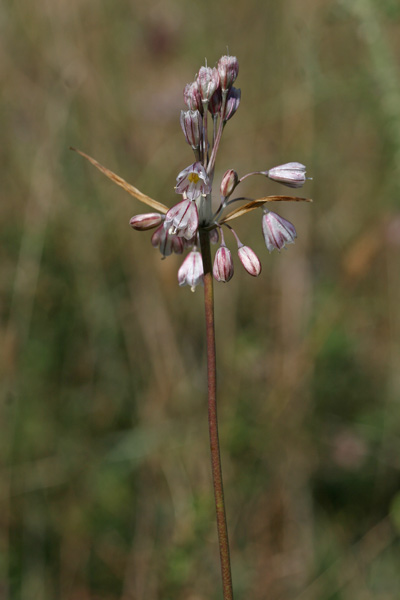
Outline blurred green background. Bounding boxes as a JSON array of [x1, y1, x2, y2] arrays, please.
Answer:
[[2, 0, 400, 598]]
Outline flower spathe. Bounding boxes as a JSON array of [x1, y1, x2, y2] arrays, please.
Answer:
[[262, 210, 297, 252], [178, 250, 204, 291], [175, 162, 211, 201]]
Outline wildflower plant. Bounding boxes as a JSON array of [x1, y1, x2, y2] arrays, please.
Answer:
[[72, 54, 311, 600]]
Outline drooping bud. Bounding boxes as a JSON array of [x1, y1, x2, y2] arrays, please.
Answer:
[[217, 55, 239, 91], [262, 210, 297, 252], [238, 245, 261, 277], [178, 250, 204, 291], [129, 213, 163, 231], [213, 246, 234, 282], [164, 198, 199, 240], [180, 110, 203, 149], [197, 66, 220, 103], [266, 162, 308, 188], [208, 87, 222, 116], [224, 87, 241, 122], [209, 228, 219, 245], [183, 81, 203, 113], [220, 169, 239, 198], [151, 225, 184, 257]]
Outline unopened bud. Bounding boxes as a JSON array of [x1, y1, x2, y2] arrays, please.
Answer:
[[220, 169, 238, 198], [180, 110, 203, 148], [208, 87, 222, 116], [130, 213, 163, 231], [183, 81, 203, 113], [197, 66, 220, 102], [217, 55, 239, 91], [151, 225, 184, 257], [224, 87, 241, 122], [262, 210, 297, 252], [238, 245, 261, 277], [266, 162, 308, 188], [213, 246, 234, 282]]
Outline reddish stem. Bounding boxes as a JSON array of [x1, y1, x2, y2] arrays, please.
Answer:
[[199, 228, 234, 600]]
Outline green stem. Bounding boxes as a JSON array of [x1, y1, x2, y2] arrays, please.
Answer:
[[199, 228, 234, 600]]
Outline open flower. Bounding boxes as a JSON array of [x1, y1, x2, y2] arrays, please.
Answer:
[[151, 224, 184, 257], [164, 198, 199, 240], [175, 162, 211, 201], [262, 210, 297, 252], [178, 250, 204, 291]]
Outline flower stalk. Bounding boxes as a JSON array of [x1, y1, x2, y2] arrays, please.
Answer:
[[199, 228, 233, 600], [73, 52, 312, 599]]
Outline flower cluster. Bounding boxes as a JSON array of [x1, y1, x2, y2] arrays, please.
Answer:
[[127, 55, 311, 291]]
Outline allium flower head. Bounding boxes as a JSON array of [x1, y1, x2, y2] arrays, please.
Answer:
[[175, 162, 211, 201], [76, 53, 312, 291]]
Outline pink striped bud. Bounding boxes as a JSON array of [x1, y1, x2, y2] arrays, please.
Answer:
[[180, 110, 202, 149], [130, 213, 163, 231], [217, 55, 239, 91], [208, 87, 222, 116], [220, 169, 238, 198], [238, 245, 261, 277], [183, 81, 203, 113], [197, 66, 220, 102], [224, 87, 241, 121], [151, 225, 184, 257], [213, 246, 234, 282], [262, 210, 297, 252], [266, 162, 307, 188]]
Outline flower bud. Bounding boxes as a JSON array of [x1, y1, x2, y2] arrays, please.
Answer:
[[220, 169, 238, 198], [129, 213, 163, 231], [267, 162, 307, 188], [151, 225, 184, 257], [262, 210, 297, 252], [183, 81, 203, 113], [238, 245, 261, 277], [197, 66, 220, 102], [178, 251, 204, 291], [217, 55, 239, 91], [180, 110, 203, 149], [208, 87, 222, 116], [213, 246, 234, 282], [209, 228, 219, 245], [224, 87, 241, 121]]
